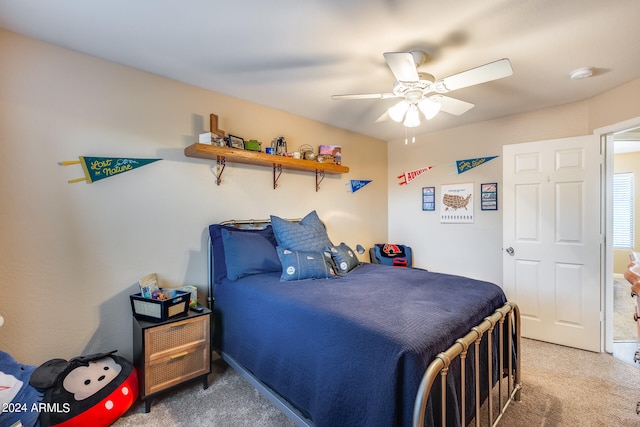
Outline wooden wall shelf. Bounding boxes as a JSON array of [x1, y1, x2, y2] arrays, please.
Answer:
[[184, 143, 349, 191]]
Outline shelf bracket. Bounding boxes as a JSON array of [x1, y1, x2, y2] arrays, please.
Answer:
[[273, 164, 283, 189], [315, 170, 326, 192], [215, 157, 226, 185]]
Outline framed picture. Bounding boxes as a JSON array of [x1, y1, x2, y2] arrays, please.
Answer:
[[440, 182, 474, 223], [481, 183, 498, 211], [227, 134, 244, 150], [318, 144, 342, 164], [422, 187, 435, 211]]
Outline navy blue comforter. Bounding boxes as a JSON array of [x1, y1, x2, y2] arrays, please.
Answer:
[[213, 263, 507, 427]]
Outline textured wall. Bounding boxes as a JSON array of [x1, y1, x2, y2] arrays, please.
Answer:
[[0, 30, 388, 364]]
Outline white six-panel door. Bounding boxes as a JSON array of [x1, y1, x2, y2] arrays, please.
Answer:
[[503, 135, 602, 352]]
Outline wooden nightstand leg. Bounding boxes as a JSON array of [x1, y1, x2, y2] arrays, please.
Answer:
[[203, 374, 209, 390], [144, 399, 151, 413]]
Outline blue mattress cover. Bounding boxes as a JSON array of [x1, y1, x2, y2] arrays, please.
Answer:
[[213, 263, 507, 427]]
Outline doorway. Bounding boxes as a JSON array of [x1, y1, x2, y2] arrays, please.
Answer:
[[610, 129, 640, 364]]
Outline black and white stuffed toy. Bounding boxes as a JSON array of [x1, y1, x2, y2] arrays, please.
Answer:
[[29, 350, 137, 427]]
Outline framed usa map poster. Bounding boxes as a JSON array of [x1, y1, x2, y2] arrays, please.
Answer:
[[440, 182, 474, 223]]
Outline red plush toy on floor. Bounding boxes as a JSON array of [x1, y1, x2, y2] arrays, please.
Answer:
[[29, 350, 138, 427]]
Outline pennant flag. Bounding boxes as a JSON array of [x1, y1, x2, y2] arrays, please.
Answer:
[[453, 156, 498, 174], [397, 166, 433, 185], [347, 180, 372, 193], [59, 156, 161, 183]]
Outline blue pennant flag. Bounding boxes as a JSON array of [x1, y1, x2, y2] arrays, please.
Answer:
[[348, 180, 372, 193], [454, 156, 498, 174]]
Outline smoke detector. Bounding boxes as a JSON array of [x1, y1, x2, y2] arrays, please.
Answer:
[[569, 67, 594, 80]]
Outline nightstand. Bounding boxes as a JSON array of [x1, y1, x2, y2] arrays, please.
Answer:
[[132, 308, 211, 412]]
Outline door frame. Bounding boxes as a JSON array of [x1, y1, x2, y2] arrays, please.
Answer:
[[595, 116, 640, 354]]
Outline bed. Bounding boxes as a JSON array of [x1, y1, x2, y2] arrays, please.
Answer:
[[208, 211, 521, 426]]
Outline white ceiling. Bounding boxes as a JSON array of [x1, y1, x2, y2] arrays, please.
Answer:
[[2, 0, 640, 142]]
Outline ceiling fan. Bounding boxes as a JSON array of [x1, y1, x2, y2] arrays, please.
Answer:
[[331, 51, 513, 128]]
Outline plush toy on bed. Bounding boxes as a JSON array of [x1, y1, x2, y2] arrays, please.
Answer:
[[0, 350, 43, 427], [28, 350, 138, 427]]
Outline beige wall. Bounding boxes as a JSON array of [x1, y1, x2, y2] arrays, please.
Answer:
[[0, 30, 389, 364], [3, 28, 640, 365], [387, 78, 640, 285], [613, 151, 640, 273]]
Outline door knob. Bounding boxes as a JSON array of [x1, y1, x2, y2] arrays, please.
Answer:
[[506, 247, 515, 256]]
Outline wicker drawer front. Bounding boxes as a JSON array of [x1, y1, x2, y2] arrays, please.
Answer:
[[144, 344, 210, 395], [145, 316, 208, 361]]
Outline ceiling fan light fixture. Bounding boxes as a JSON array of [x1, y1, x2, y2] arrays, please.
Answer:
[[403, 104, 421, 128], [418, 98, 442, 120], [388, 101, 409, 122], [433, 81, 449, 94]]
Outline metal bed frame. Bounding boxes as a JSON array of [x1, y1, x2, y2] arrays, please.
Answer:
[[207, 219, 522, 427], [413, 302, 521, 427]]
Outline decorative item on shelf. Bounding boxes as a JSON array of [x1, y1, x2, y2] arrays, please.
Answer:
[[271, 136, 287, 155], [209, 113, 226, 138], [299, 144, 315, 161], [226, 134, 244, 150], [199, 132, 214, 144], [319, 145, 341, 164], [212, 135, 226, 146], [199, 132, 226, 146], [244, 139, 262, 151]]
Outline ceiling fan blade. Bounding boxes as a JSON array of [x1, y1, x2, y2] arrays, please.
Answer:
[[430, 95, 475, 116], [383, 52, 420, 83], [375, 111, 390, 123], [434, 58, 513, 93], [331, 93, 395, 100]]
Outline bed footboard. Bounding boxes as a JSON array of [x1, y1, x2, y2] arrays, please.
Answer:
[[413, 302, 521, 427]]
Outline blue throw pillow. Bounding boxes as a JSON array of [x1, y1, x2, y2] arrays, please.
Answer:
[[277, 247, 336, 281], [325, 243, 360, 275], [270, 210, 333, 252], [209, 224, 278, 286], [221, 228, 281, 280]]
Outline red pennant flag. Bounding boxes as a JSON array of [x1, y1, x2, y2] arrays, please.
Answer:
[[398, 166, 433, 185]]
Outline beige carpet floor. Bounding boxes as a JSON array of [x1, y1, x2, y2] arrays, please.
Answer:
[[113, 337, 640, 426], [496, 339, 640, 426], [615, 277, 638, 341]]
